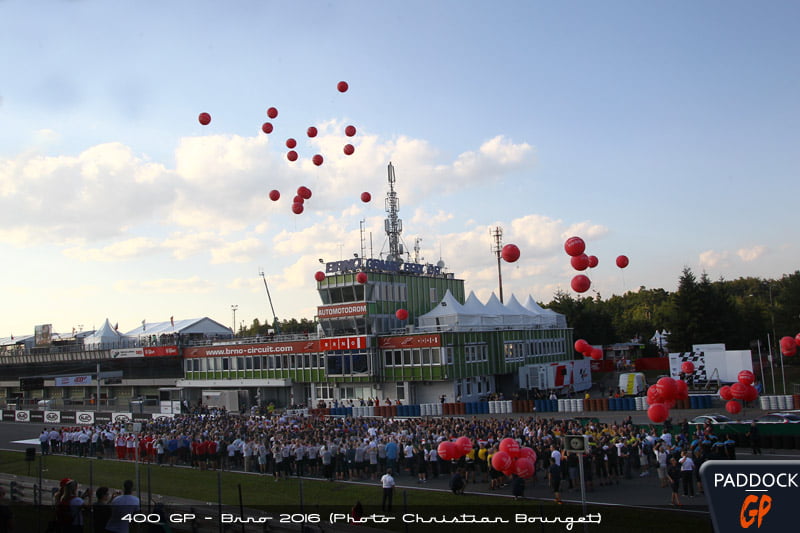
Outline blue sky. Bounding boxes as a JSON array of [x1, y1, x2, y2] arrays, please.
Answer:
[[0, 1, 798, 337]]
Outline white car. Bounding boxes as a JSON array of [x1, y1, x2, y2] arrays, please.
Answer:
[[753, 413, 800, 424], [688, 414, 735, 425]]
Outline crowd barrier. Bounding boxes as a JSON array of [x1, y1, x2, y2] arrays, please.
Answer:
[[306, 393, 722, 419], [758, 395, 799, 411]]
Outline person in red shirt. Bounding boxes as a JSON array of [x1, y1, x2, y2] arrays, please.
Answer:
[[206, 439, 218, 470]]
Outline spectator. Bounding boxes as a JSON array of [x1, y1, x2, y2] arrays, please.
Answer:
[[380, 469, 395, 512], [104, 480, 140, 533]]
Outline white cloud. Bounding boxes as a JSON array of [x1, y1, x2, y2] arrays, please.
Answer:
[[209, 238, 265, 264], [737, 245, 766, 262], [0, 142, 175, 245], [62, 237, 160, 262], [699, 250, 729, 269], [114, 276, 214, 294]]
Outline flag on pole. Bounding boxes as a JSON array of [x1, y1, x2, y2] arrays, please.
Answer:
[[170, 316, 174, 327], [142, 319, 146, 331]]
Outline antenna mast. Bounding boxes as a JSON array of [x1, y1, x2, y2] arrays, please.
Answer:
[[258, 269, 280, 333], [491, 226, 504, 303], [384, 162, 403, 261]]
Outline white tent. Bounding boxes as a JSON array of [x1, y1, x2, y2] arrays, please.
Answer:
[[417, 290, 473, 329], [523, 296, 566, 328], [504, 294, 544, 326], [83, 319, 126, 348]]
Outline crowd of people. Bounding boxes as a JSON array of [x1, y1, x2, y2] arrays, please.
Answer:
[[35, 408, 739, 509]]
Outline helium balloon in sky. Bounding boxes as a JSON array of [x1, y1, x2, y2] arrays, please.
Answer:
[[564, 236, 586, 257], [501, 244, 520, 263], [337, 81, 349, 93], [198, 112, 211, 125]]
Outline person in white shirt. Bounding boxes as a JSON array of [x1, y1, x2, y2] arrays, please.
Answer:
[[380, 469, 396, 511], [105, 480, 140, 533], [679, 451, 695, 497], [550, 444, 561, 467]]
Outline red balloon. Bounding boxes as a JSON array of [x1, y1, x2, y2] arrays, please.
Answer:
[[796, 333, 800, 347], [345, 125, 356, 137], [293, 195, 304, 204], [587, 255, 599, 268], [564, 236, 586, 257], [730, 382, 748, 400], [307, 126, 318, 138], [437, 441, 457, 461], [491, 451, 512, 473], [570, 253, 590, 271], [501, 244, 520, 263], [297, 186, 312, 200], [784, 345, 797, 357], [737, 370, 755, 386], [647, 403, 669, 423], [518, 447, 537, 464], [674, 378, 689, 401], [514, 457, 535, 479], [291, 202, 304, 214], [743, 384, 758, 403], [590, 347, 603, 360], [287, 150, 298, 162], [312, 154, 324, 166], [779, 336, 796, 352], [262, 122, 273, 134], [455, 436, 472, 457], [725, 400, 742, 414], [681, 361, 695, 374], [314, 271, 325, 282], [343, 144, 355, 155], [574, 339, 589, 354], [499, 438, 520, 458], [286, 138, 297, 149], [647, 384, 665, 405], [356, 272, 368, 284], [657, 377, 677, 400], [198, 112, 211, 125], [395, 309, 409, 321], [571, 274, 591, 293], [616, 255, 629, 268], [360, 192, 371, 203], [337, 81, 349, 93], [718, 385, 733, 401], [267, 107, 278, 119], [268, 190, 280, 202]]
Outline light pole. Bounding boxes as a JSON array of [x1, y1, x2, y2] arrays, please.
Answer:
[[231, 305, 238, 337]]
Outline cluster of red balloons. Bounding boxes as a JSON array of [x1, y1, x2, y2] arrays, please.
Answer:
[[780, 334, 800, 357], [564, 237, 593, 293], [492, 438, 537, 479], [501, 244, 520, 263], [719, 370, 759, 414], [647, 376, 690, 423], [563, 236, 630, 293], [269, 186, 314, 215], [574, 339, 603, 360], [199, 81, 360, 215]]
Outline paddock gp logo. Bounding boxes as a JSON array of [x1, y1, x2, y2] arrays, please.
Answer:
[[701, 460, 800, 532]]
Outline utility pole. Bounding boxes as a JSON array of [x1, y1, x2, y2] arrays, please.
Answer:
[[491, 227, 504, 303]]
